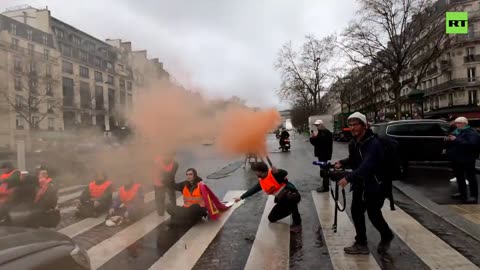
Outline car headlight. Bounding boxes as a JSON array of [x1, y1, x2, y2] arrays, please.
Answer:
[[70, 244, 91, 269]]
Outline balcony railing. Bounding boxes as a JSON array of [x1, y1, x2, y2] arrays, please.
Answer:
[[464, 54, 480, 63], [456, 32, 480, 42], [0, 40, 58, 63], [425, 77, 480, 96]]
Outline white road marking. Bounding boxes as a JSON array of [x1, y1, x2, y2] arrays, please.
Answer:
[[244, 196, 291, 270], [59, 191, 154, 238], [383, 204, 479, 270], [312, 191, 381, 270], [58, 191, 82, 204], [59, 185, 86, 194], [148, 191, 245, 270], [87, 196, 183, 270]]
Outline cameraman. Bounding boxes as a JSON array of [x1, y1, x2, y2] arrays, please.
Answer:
[[335, 112, 394, 255]]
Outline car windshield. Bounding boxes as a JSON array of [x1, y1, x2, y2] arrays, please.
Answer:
[[371, 125, 380, 134]]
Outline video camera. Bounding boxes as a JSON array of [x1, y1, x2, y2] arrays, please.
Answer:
[[312, 161, 350, 233], [312, 161, 350, 182]]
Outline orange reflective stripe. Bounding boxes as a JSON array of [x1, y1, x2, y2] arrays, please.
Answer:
[[0, 170, 19, 181], [259, 170, 286, 195], [154, 157, 175, 186], [119, 183, 141, 203], [182, 185, 204, 207], [0, 182, 14, 204], [89, 180, 112, 199]]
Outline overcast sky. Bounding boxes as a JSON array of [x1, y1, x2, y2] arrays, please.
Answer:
[[0, 0, 358, 109]]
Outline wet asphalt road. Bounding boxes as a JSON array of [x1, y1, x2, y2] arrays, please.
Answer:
[[89, 134, 480, 269]]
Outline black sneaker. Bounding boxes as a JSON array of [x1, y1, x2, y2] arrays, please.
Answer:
[[377, 234, 394, 255], [451, 193, 462, 199], [344, 242, 370, 255], [316, 187, 328, 193]]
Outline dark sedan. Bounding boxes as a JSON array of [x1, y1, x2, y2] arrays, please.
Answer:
[[0, 226, 90, 270], [371, 119, 451, 167]]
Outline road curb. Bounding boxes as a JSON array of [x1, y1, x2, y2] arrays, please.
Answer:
[[393, 181, 480, 243]]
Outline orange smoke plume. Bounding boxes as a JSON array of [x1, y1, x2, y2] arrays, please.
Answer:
[[216, 108, 281, 156]]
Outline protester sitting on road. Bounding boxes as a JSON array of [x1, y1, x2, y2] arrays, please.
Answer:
[[26, 168, 60, 228], [108, 178, 145, 224], [153, 154, 179, 216], [335, 112, 394, 255], [310, 119, 333, 193], [0, 162, 22, 223], [446, 116, 480, 204], [234, 162, 302, 233], [75, 171, 113, 218], [166, 168, 207, 228]]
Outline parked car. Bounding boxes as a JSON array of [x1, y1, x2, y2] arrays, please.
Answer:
[[371, 120, 451, 170], [0, 226, 90, 270]]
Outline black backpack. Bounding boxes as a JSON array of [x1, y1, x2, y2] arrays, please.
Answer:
[[376, 135, 400, 210]]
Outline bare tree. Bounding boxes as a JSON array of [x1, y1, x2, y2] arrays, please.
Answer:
[[1, 54, 61, 130], [276, 35, 336, 113], [340, 0, 454, 119]]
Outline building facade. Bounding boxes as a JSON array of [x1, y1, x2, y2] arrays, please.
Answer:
[[345, 0, 480, 124], [0, 6, 170, 150]]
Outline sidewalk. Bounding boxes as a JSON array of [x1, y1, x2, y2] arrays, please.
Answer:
[[394, 166, 480, 242]]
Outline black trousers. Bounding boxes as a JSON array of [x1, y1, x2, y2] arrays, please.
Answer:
[[351, 189, 393, 245], [76, 200, 110, 218], [268, 190, 302, 225], [26, 208, 61, 228], [166, 204, 207, 226], [452, 161, 479, 200], [154, 185, 176, 215], [318, 158, 330, 190]]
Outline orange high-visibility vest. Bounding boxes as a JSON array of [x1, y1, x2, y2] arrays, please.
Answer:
[[0, 170, 19, 181], [34, 178, 53, 203], [154, 157, 175, 187], [0, 170, 19, 204], [89, 180, 112, 199], [259, 170, 286, 196], [119, 183, 141, 204], [182, 184, 205, 208], [0, 183, 14, 204]]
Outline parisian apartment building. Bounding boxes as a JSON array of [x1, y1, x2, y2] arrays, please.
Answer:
[[344, 0, 480, 125], [0, 6, 170, 151]]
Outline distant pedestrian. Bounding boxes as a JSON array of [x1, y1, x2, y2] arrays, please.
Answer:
[[446, 117, 480, 204], [310, 120, 333, 192]]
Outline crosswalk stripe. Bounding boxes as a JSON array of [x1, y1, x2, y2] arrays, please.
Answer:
[[382, 204, 478, 269], [148, 190, 245, 270], [59, 191, 155, 237], [244, 196, 290, 270], [58, 191, 83, 204], [59, 184, 86, 194], [87, 196, 183, 270], [312, 191, 381, 270]]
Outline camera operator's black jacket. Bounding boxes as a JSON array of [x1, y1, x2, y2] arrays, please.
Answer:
[[339, 129, 386, 194]]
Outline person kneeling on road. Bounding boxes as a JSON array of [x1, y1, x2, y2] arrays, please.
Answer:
[[336, 112, 394, 255], [26, 168, 60, 228], [75, 171, 113, 218], [0, 162, 22, 223], [108, 178, 144, 224], [234, 162, 302, 233]]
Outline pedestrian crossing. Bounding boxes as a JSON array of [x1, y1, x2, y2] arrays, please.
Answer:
[[52, 187, 480, 270]]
